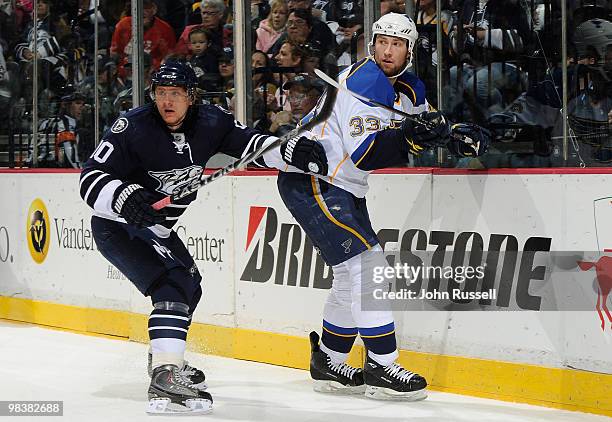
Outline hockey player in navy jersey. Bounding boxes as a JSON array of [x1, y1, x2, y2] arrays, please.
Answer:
[[79, 59, 328, 415], [277, 13, 491, 400]]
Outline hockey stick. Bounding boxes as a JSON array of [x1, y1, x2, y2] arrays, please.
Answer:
[[314, 69, 490, 154], [151, 86, 337, 210], [314, 68, 439, 129]]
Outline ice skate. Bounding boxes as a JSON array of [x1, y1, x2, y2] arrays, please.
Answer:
[[309, 332, 365, 394], [148, 351, 207, 391], [146, 364, 213, 415], [363, 354, 427, 401]]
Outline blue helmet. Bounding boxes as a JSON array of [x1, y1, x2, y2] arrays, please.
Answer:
[[150, 59, 198, 99]]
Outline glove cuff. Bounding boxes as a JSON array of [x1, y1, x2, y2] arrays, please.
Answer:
[[112, 183, 143, 214]]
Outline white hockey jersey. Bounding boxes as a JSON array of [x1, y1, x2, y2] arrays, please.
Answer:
[[302, 57, 430, 198]]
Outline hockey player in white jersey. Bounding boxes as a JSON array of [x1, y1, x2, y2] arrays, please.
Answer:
[[277, 12, 490, 400]]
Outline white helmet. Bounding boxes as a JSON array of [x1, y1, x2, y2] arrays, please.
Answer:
[[368, 12, 419, 77]]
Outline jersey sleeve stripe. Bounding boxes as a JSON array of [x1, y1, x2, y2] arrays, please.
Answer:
[[83, 173, 111, 204], [241, 134, 264, 158], [79, 169, 103, 191], [350, 133, 377, 166]]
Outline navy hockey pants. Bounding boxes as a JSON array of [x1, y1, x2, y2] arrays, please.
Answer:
[[91, 216, 202, 311], [277, 172, 379, 266]]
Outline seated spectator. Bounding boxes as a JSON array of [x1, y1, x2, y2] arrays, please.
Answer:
[[447, 0, 532, 121], [268, 8, 337, 58], [110, 0, 176, 78], [256, 0, 289, 54], [187, 27, 219, 92], [77, 55, 122, 133], [268, 73, 324, 135], [15, 0, 70, 102], [176, 0, 229, 57], [414, 0, 454, 104], [332, 0, 364, 27], [273, 40, 305, 108], [29, 88, 86, 168], [251, 50, 279, 132], [330, 13, 363, 66], [300, 40, 337, 76], [218, 46, 235, 93]]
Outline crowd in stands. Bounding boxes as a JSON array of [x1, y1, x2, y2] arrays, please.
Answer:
[[0, 0, 610, 168]]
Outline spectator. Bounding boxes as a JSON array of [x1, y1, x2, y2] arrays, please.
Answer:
[[273, 40, 304, 94], [332, 0, 364, 26], [175, 0, 228, 57], [110, 0, 176, 78], [15, 0, 70, 95], [78, 55, 122, 132], [187, 27, 219, 92], [286, 0, 337, 48], [256, 0, 289, 54], [269, 8, 336, 58], [446, 0, 532, 121], [30, 88, 86, 168], [414, 0, 454, 104], [0, 42, 13, 117], [217, 46, 235, 93], [124, 51, 154, 89], [268, 73, 324, 135], [252, 49, 279, 124], [332, 13, 363, 65]]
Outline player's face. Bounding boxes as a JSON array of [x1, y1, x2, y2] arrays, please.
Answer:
[[373, 35, 410, 77], [154, 86, 192, 127], [190, 33, 208, 56]]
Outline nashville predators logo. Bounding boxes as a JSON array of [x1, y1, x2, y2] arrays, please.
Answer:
[[26, 199, 50, 264]]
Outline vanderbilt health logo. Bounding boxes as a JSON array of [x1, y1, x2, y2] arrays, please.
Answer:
[[27, 198, 50, 264]]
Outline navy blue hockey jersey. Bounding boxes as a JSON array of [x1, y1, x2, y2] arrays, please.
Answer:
[[79, 103, 286, 237]]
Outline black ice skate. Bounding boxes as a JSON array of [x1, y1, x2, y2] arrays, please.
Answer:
[[147, 364, 213, 415], [148, 351, 207, 390], [363, 354, 427, 401], [309, 331, 365, 394]]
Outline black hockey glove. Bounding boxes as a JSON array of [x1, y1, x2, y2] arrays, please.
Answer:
[[448, 123, 491, 157], [401, 110, 451, 155], [112, 183, 167, 229], [280, 136, 328, 176]]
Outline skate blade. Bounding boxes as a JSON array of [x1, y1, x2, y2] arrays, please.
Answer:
[[365, 385, 427, 401], [313, 379, 366, 395], [146, 397, 213, 415]]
